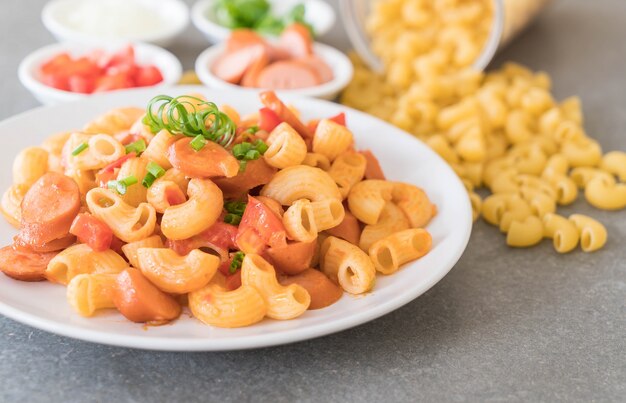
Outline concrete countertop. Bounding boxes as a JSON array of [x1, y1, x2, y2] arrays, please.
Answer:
[[0, 0, 624, 401]]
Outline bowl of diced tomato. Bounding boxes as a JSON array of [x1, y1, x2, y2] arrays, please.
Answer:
[[18, 42, 183, 105]]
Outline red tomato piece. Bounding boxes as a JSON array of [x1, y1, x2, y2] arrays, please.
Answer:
[[40, 53, 72, 75], [329, 112, 346, 126], [225, 270, 242, 291], [94, 72, 134, 93], [40, 73, 70, 91], [236, 195, 287, 253], [258, 107, 282, 132], [99, 152, 136, 174], [135, 66, 163, 87], [69, 213, 113, 252], [104, 45, 136, 69], [68, 75, 95, 94]]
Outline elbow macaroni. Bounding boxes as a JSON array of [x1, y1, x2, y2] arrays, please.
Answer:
[[241, 254, 310, 320]]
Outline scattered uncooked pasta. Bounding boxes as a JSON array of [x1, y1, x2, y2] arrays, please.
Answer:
[[342, 0, 624, 253]]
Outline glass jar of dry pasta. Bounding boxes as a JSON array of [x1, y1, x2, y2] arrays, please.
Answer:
[[340, 0, 551, 73]]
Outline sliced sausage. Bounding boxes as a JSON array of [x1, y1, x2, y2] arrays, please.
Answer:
[[213, 158, 277, 198], [241, 51, 270, 88], [212, 44, 267, 84], [167, 137, 240, 179], [257, 61, 320, 90], [279, 268, 342, 310], [259, 91, 312, 140], [324, 210, 361, 245], [266, 239, 316, 275], [113, 268, 181, 323], [13, 234, 76, 253], [226, 29, 265, 52], [19, 172, 80, 247], [360, 150, 386, 180], [279, 23, 314, 58], [0, 245, 58, 282], [294, 56, 334, 83]]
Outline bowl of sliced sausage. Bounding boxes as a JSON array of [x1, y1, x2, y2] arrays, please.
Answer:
[[195, 24, 353, 100]]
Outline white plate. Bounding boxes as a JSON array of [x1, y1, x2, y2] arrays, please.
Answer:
[[0, 86, 472, 351]]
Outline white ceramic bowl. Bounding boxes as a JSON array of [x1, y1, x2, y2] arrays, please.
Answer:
[[195, 43, 353, 100], [42, 0, 189, 47], [18, 42, 183, 105], [191, 0, 336, 43]]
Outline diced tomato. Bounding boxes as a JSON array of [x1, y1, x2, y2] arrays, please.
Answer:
[[118, 133, 142, 146], [258, 107, 282, 132], [40, 53, 72, 75], [95, 169, 117, 188], [225, 270, 242, 291], [99, 152, 136, 174], [69, 213, 113, 252], [165, 187, 186, 206], [218, 258, 232, 276], [104, 45, 135, 69], [235, 227, 266, 254], [167, 221, 238, 256], [329, 112, 346, 126], [110, 235, 125, 255], [68, 75, 95, 94], [94, 72, 134, 93], [40, 73, 69, 91], [307, 113, 346, 133], [135, 66, 163, 87], [63, 57, 101, 78], [236, 195, 287, 253], [307, 119, 320, 133]]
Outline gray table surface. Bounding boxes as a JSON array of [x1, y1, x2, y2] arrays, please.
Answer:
[[0, 0, 624, 402]]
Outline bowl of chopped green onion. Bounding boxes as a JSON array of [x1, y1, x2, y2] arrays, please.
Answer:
[[191, 0, 336, 43]]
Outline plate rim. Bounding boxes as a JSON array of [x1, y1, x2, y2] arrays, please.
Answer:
[[0, 86, 472, 351]]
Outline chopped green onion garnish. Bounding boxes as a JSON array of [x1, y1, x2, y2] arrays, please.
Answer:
[[142, 95, 236, 148], [142, 161, 167, 188], [245, 149, 260, 160], [232, 139, 268, 172], [119, 175, 138, 186], [224, 213, 242, 225], [190, 134, 207, 151], [107, 175, 138, 195], [225, 201, 247, 215], [224, 201, 246, 225], [71, 142, 88, 156], [146, 161, 166, 179], [125, 139, 146, 155], [248, 125, 259, 134], [229, 251, 245, 274], [254, 139, 269, 154]]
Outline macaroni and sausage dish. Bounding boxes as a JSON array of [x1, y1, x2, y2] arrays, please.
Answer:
[[0, 91, 436, 327]]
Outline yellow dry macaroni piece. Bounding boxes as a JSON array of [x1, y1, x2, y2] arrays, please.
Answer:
[[542, 213, 579, 253], [568, 214, 607, 252], [12, 147, 48, 188], [341, 1, 625, 252]]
